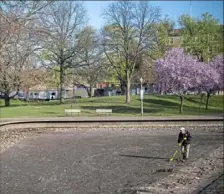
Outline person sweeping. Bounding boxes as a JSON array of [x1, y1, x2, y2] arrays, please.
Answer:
[[178, 127, 192, 161]]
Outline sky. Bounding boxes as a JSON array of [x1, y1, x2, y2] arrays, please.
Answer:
[[85, 1, 224, 29]]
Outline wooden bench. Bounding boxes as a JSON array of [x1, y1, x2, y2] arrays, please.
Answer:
[[96, 109, 112, 116], [64, 109, 81, 116]]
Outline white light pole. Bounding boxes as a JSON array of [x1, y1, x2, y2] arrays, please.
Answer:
[[140, 77, 144, 116]]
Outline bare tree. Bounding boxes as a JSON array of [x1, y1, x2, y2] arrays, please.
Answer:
[[139, 17, 174, 89], [0, 32, 41, 106], [19, 55, 47, 102], [137, 55, 156, 87], [0, 1, 52, 54], [45, 66, 72, 96], [0, 1, 52, 106], [102, 1, 161, 103], [72, 62, 108, 98], [70, 26, 107, 97], [39, 1, 88, 104]]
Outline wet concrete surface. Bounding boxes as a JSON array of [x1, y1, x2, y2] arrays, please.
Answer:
[[0, 128, 223, 194]]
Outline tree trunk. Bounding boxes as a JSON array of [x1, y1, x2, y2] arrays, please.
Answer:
[[159, 83, 163, 95], [90, 86, 94, 98], [25, 88, 30, 103], [199, 93, 204, 111], [83, 86, 90, 97], [119, 80, 126, 95], [57, 85, 60, 100], [206, 91, 211, 110], [59, 65, 64, 104], [121, 84, 125, 95], [4, 97, 10, 107], [73, 83, 75, 96], [147, 83, 150, 94], [179, 95, 184, 114], [125, 72, 131, 104]]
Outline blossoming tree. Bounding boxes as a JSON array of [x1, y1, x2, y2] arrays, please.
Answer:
[[198, 62, 220, 110], [210, 55, 224, 91], [155, 48, 219, 113]]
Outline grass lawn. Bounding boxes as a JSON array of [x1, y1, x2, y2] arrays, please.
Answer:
[[0, 95, 223, 118]]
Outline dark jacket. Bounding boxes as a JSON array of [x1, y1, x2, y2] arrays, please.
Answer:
[[178, 131, 192, 145]]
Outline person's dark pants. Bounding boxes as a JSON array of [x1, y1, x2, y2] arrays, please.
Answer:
[[181, 144, 190, 159]]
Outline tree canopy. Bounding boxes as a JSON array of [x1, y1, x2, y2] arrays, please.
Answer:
[[155, 48, 219, 113], [179, 13, 223, 62], [102, 1, 161, 103]]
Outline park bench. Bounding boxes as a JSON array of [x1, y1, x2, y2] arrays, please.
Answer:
[[96, 109, 112, 116], [64, 109, 81, 116]]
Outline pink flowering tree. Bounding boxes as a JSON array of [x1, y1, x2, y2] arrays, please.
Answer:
[[210, 55, 224, 92], [197, 63, 220, 110], [155, 48, 204, 113]]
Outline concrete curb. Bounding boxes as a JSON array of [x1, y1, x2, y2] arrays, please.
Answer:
[[0, 116, 223, 127]]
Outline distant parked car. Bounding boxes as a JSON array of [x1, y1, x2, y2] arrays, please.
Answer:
[[116, 90, 122, 95], [17, 92, 26, 101]]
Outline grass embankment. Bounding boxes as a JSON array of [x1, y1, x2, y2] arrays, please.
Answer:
[[0, 95, 223, 118]]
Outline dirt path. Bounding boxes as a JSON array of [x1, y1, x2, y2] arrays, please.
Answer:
[[0, 126, 223, 194]]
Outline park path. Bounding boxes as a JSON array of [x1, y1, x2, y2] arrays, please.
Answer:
[[1, 126, 223, 194]]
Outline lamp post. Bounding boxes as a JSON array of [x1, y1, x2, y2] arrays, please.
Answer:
[[140, 77, 143, 116]]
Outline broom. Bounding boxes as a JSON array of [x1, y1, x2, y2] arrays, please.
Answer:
[[170, 138, 185, 162]]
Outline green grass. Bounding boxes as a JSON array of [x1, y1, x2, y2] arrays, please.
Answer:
[[0, 95, 223, 118]]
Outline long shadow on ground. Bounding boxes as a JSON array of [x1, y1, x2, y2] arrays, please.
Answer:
[[0, 99, 77, 108], [184, 96, 205, 105], [80, 105, 160, 115], [143, 98, 179, 106], [142, 97, 222, 114], [120, 154, 170, 161]]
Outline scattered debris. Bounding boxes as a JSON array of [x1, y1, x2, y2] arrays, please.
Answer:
[[131, 146, 223, 194]]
